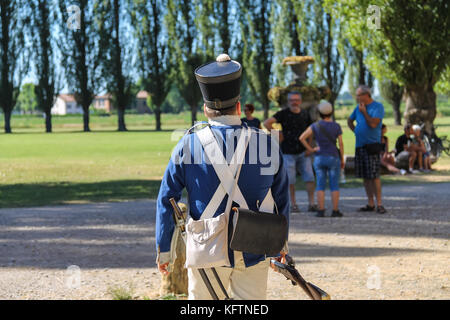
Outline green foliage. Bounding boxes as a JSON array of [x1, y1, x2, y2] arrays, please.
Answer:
[[132, 0, 170, 108], [132, 0, 171, 130], [160, 85, 189, 114], [271, 0, 307, 87], [379, 78, 404, 124], [345, 47, 374, 95], [165, 0, 208, 124], [0, 0, 28, 133], [16, 83, 38, 114], [213, 0, 232, 53], [30, 0, 60, 134], [58, 0, 102, 120], [325, 0, 450, 88], [306, 0, 346, 105], [240, 0, 274, 118], [325, 0, 449, 129], [108, 284, 135, 300], [435, 66, 450, 96], [95, 0, 136, 131]]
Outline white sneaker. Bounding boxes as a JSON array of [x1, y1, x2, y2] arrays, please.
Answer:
[[400, 169, 407, 175]]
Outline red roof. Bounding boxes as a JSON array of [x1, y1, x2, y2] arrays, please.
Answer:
[[58, 94, 76, 102]]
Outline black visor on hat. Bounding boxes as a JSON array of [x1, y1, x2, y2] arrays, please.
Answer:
[[195, 57, 242, 110]]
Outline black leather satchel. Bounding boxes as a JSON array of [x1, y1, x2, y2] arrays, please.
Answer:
[[364, 142, 384, 155], [230, 207, 288, 256]]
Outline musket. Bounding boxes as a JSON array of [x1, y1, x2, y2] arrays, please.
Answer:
[[271, 255, 330, 300], [169, 198, 186, 242], [168, 198, 231, 300]]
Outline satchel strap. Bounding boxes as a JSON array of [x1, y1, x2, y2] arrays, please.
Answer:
[[315, 121, 340, 156], [258, 189, 279, 215], [196, 125, 251, 220]]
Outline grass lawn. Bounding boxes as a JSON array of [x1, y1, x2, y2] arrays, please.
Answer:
[[1, 112, 450, 208]]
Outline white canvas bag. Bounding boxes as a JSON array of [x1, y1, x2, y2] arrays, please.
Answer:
[[184, 126, 251, 269]]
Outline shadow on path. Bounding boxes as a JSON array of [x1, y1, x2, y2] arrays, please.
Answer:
[[0, 183, 448, 269]]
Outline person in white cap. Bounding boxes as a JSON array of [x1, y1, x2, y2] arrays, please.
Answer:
[[411, 124, 432, 172], [299, 101, 345, 217]]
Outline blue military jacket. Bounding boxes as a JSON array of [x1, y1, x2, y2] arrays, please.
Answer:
[[156, 120, 290, 268]]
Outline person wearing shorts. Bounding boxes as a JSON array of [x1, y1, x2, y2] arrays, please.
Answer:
[[394, 124, 417, 171], [264, 91, 317, 213], [348, 85, 387, 214], [300, 102, 345, 217]]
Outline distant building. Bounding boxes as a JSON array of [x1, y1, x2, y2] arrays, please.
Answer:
[[92, 94, 113, 113], [51, 91, 152, 115], [96, 91, 152, 114], [133, 91, 151, 114], [51, 94, 83, 115]]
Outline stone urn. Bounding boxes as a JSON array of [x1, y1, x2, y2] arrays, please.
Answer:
[[282, 56, 315, 86], [267, 56, 330, 121]]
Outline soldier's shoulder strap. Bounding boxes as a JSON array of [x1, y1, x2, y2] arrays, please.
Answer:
[[186, 121, 210, 135]]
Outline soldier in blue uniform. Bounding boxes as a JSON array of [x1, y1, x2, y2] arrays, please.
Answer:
[[155, 54, 290, 300]]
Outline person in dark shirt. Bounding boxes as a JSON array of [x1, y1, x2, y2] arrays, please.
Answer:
[[264, 91, 317, 213], [241, 103, 262, 129], [380, 124, 404, 175], [394, 124, 420, 173]]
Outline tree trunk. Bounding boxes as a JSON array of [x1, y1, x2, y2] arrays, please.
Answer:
[[118, 107, 127, 131], [393, 101, 402, 126], [4, 109, 12, 133], [190, 105, 197, 126], [83, 109, 90, 132], [155, 106, 161, 131], [45, 111, 52, 133], [404, 85, 436, 134], [262, 100, 269, 121], [329, 97, 337, 122]]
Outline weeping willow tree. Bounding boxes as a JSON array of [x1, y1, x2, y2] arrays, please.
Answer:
[[31, 0, 61, 133], [165, 0, 212, 126], [58, 0, 101, 132], [131, 0, 171, 131], [240, 0, 273, 120], [0, 0, 28, 133], [214, 0, 232, 54], [95, 0, 135, 132], [379, 79, 403, 125], [271, 0, 307, 87], [307, 0, 346, 108]]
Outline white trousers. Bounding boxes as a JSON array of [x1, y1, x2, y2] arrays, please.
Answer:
[[188, 251, 270, 300]]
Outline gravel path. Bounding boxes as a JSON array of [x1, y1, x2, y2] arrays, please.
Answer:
[[0, 183, 449, 300]]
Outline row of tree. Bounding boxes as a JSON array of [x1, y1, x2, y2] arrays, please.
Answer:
[[0, 0, 448, 133]]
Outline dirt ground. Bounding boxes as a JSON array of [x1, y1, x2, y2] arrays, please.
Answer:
[[0, 183, 448, 300]]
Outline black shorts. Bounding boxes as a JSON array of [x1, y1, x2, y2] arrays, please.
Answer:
[[355, 146, 381, 179]]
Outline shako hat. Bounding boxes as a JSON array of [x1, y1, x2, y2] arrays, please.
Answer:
[[195, 54, 242, 110]]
